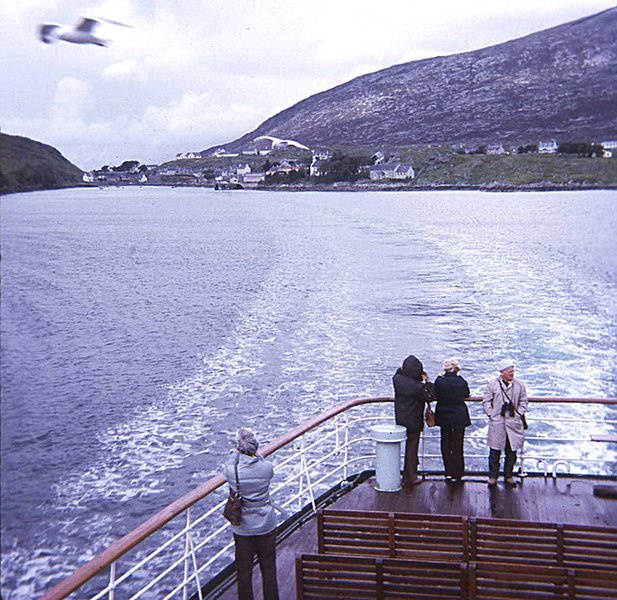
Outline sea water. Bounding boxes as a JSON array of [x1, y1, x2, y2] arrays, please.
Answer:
[[1, 187, 616, 597]]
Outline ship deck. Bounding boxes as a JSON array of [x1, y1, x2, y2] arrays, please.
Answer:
[[217, 474, 617, 599]]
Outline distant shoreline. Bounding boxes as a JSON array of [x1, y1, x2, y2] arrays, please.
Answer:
[[245, 182, 617, 193], [4, 181, 617, 196]]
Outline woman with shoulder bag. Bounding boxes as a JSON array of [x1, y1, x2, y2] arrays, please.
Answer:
[[223, 428, 279, 600], [434, 358, 471, 482]]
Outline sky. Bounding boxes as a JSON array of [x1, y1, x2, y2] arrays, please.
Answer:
[[1, 1, 615, 171]]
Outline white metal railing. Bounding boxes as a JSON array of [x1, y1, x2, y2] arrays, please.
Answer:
[[40, 396, 617, 600]]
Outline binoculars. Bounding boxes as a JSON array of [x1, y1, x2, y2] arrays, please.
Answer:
[[501, 402, 515, 417]]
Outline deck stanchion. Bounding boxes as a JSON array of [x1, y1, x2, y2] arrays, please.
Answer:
[[108, 561, 116, 600], [182, 509, 191, 600], [370, 423, 407, 492]]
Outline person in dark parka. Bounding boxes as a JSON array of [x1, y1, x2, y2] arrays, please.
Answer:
[[434, 358, 471, 481], [393, 355, 431, 486]]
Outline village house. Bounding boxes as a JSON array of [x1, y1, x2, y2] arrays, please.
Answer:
[[602, 141, 617, 158], [236, 164, 251, 176], [241, 139, 273, 155], [242, 172, 266, 186], [267, 160, 303, 175], [372, 151, 386, 165], [538, 140, 558, 154], [312, 148, 332, 161], [211, 148, 240, 158], [486, 143, 506, 155], [310, 158, 326, 177], [369, 162, 415, 181]]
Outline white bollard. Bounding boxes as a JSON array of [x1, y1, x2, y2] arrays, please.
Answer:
[[370, 423, 407, 492]]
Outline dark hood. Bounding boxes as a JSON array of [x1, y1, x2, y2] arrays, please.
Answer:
[[401, 355, 423, 380]]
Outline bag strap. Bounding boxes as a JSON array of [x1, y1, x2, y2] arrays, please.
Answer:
[[498, 379, 517, 407], [233, 454, 241, 496], [499, 380, 524, 416]]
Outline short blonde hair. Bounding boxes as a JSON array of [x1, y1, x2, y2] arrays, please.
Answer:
[[443, 358, 461, 373]]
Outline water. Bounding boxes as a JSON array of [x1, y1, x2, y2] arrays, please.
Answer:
[[1, 187, 617, 597]]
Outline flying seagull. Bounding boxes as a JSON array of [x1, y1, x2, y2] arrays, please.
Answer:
[[254, 135, 310, 151], [39, 17, 130, 47]]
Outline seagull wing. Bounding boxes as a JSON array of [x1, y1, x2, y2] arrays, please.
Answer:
[[97, 17, 133, 28], [254, 135, 281, 144], [75, 17, 100, 33], [39, 24, 59, 43]]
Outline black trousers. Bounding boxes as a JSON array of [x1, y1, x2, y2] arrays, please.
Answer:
[[233, 530, 279, 600], [488, 436, 517, 479], [403, 430, 420, 485], [439, 426, 466, 479]]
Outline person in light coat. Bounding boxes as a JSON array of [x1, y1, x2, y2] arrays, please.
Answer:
[[223, 428, 279, 600], [482, 360, 528, 486]]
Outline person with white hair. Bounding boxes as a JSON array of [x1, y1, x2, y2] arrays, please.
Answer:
[[482, 360, 529, 486], [433, 358, 471, 482], [223, 428, 279, 599]]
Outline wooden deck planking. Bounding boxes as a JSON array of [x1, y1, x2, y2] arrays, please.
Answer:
[[215, 475, 617, 599]]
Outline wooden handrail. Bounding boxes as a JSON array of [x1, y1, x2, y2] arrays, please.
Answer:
[[40, 395, 617, 599]]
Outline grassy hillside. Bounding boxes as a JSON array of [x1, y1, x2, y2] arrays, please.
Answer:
[[400, 147, 617, 188], [0, 133, 84, 195]]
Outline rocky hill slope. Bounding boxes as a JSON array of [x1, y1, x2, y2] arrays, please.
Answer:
[[0, 133, 84, 195], [219, 8, 617, 151]]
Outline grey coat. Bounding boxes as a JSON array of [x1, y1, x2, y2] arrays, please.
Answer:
[[223, 451, 277, 536], [482, 377, 529, 451]]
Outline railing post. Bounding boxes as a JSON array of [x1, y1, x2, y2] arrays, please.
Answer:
[[343, 412, 350, 481], [518, 446, 527, 478], [297, 437, 305, 511], [183, 509, 191, 600], [552, 460, 571, 478], [107, 561, 116, 600], [420, 429, 426, 474]]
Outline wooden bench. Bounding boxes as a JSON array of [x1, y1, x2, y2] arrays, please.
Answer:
[[469, 518, 617, 570], [296, 553, 467, 599], [317, 509, 468, 562], [468, 562, 571, 599], [319, 509, 617, 568], [570, 566, 617, 599], [468, 562, 617, 599], [469, 517, 561, 567], [561, 523, 617, 571]]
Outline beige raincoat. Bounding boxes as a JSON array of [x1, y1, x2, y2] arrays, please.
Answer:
[[482, 377, 528, 451]]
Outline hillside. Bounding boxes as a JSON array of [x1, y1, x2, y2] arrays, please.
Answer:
[[0, 133, 84, 195], [217, 8, 617, 152]]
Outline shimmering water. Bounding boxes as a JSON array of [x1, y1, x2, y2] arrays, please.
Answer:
[[1, 187, 617, 597]]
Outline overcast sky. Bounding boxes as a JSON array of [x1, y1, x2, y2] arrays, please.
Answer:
[[1, 1, 614, 171]]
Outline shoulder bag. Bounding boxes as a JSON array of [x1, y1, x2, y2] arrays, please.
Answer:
[[223, 458, 242, 525], [424, 404, 436, 427], [423, 381, 436, 427]]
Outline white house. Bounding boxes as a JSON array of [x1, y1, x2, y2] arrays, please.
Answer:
[[538, 140, 558, 154], [242, 172, 265, 185], [212, 148, 239, 158], [236, 164, 251, 176], [487, 143, 506, 155], [369, 163, 415, 181], [310, 158, 326, 177], [372, 151, 386, 165], [312, 148, 332, 161], [602, 141, 617, 158]]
